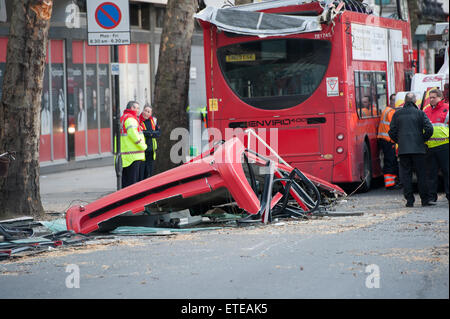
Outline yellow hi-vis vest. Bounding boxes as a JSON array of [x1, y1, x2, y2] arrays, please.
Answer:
[[144, 117, 158, 161], [115, 116, 147, 168], [426, 123, 449, 148], [150, 137, 157, 160], [425, 107, 449, 149]]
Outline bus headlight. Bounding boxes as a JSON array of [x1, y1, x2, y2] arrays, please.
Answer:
[[336, 133, 344, 140], [336, 147, 344, 154]]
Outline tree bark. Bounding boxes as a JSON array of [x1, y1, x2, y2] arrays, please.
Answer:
[[153, 0, 198, 174], [0, 0, 52, 219], [407, 0, 420, 39]]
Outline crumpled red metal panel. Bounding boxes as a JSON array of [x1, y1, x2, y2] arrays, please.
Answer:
[[66, 137, 345, 234]]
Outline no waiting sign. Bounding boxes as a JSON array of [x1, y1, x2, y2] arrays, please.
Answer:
[[87, 0, 130, 46]]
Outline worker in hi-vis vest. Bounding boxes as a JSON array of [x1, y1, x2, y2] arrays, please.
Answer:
[[117, 101, 147, 188], [377, 93, 401, 189], [424, 88, 449, 203], [361, 96, 376, 117], [139, 104, 160, 180]]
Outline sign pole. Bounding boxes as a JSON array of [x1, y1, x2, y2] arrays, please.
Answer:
[[87, 0, 129, 190], [112, 46, 122, 190]]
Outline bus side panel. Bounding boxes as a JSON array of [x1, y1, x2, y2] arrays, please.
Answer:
[[332, 111, 352, 183], [293, 161, 333, 182], [332, 21, 354, 184], [395, 62, 405, 93], [202, 27, 213, 116], [370, 135, 382, 178]]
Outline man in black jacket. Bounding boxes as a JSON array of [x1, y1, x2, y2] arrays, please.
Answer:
[[139, 104, 160, 180], [389, 92, 434, 207]]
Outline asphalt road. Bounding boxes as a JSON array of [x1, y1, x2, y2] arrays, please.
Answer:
[[0, 166, 448, 300]]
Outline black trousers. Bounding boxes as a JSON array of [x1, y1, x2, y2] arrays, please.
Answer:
[[426, 143, 449, 201], [378, 139, 399, 176], [122, 160, 141, 188], [399, 154, 430, 204], [139, 153, 154, 181]]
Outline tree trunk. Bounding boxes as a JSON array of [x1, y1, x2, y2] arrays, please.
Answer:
[[407, 0, 419, 39], [153, 0, 198, 174], [0, 0, 52, 219]]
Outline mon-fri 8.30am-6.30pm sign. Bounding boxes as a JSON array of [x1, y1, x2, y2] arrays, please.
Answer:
[[87, 0, 130, 45]]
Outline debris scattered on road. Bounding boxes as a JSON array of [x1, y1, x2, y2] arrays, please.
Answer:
[[0, 134, 352, 261], [315, 211, 364, 217], [0, 217, 91, 261], [66, 133, 346, 235], [110, 226, 223, 236]]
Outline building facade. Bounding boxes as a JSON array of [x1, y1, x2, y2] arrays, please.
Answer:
[[0, 0, 447, 172], [0, 0, 206, 173]]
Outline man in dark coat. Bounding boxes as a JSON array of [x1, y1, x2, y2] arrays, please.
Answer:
[[389, 92, 434, 207], [138, 104, 160, 180]]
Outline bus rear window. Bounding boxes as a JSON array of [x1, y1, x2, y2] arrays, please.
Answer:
[[217, 39, 331, 110]]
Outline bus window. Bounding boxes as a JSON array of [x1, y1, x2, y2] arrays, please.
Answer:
[[217, 38, 331, 110], [355, 71, 374, 118], [375, 72, 387, 113], [355, 70, 360, 116], [355, 71, 387, 118]]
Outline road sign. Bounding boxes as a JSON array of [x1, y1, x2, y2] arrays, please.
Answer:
[[95, 2, 122, 29], [326, 77, 339, 97], [111, 63, 120, 75], [87, 0, 130, 46]]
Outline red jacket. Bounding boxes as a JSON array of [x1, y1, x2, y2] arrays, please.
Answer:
[[120, 109, 141, 133], [424, 100, 449, 124]]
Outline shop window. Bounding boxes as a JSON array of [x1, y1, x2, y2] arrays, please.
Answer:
[[118, 43, 151, 112], [36, 39, 67, 163], [85, 43, 99, 155], [155, 6, 165, 28], [69, 40, 86, 158], [73, 0, 86, 13], [51, 40, 67, 161], [138, 44, 151, 107], [40, 62, 52, 162], [141, 4, 150, 30], [130, 2, 150, 30], [70, 41, 112, 158], [130, 3, 140, 27], [98, 46, 111, 153]]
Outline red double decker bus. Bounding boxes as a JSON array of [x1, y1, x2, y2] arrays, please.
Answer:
[[196, 0, 414, 191]]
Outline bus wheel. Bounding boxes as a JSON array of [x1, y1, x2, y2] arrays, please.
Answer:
[[360, 143, 372, 193]]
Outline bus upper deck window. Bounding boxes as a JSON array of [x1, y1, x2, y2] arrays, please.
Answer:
[[217, 38, 331, 110]]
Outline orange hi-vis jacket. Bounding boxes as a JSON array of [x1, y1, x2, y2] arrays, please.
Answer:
[[377, 106, 396, 143]]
